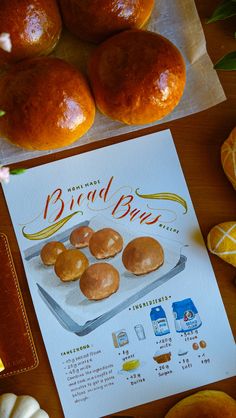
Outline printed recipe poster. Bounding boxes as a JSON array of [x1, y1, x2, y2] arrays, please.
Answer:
[[2, 130, 236, 418]]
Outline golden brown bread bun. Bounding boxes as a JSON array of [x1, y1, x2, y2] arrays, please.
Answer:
[[0, 0, 61, 67], [122, 236, 164, 275], [89, 228, 123, 259], [54, 249, 89, 282], [80, 262, 120, 300], [165, 390, 236, 418], [0, 57, 95, 150], [70, 226, 94, 248], [40, 241, 66, 266], [59, 0, 154, 43], [88, 29, 186, 125]]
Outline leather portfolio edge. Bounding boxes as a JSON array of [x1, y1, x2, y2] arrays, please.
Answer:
[[0, 232, 39, 377]]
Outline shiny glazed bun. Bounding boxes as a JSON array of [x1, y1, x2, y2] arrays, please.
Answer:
[[122, 236, 164, 275], [54, 249, 89, 282], [89, 228, 123, 259], [70, 226, 94, 248], [0, 57, 95, 150], [40, 241, 66, 266], [80, 263, 120, 300], [0, 0, 62, 67], [165, 390, 236, 418], [88, 30, 186, 125], [58, 0, 155, 43]]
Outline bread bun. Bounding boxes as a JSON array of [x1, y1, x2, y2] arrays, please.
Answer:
[[59, 0, 154, 43], [0, 57, 95, 150], [165, 390, 236, 418], [80, 262, 120, 300], [54, 249, 89, 282], [88, 29, 186, 125], [122, 236, 164, 275], [89, 228, 123, 259], [0, 0, 61, 67], [40, 241, 66, 266], [70, 226, 94, 248]]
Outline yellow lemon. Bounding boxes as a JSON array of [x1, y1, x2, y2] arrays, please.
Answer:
[[221, 127, 236, 190], [207, 222, 236, 267]]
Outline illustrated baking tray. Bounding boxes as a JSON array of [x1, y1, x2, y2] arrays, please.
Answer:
[[24, 215, 187, 336]]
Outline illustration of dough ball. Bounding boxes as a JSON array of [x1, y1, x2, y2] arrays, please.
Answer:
[[80, 263, 120, 300], [40, 241, 66, 266], [122, 236, 164, 275], [54, 249, 89, 282], [70, 226, 94, 248], [89, 228, 123, 259], [164, 390, 236, 418]]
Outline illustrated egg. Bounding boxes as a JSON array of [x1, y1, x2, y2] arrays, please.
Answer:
[[207, 222, 236, 267], [192, 343, 199, 350], [200, 340, 207, 349], [221, 127, 236, 190]]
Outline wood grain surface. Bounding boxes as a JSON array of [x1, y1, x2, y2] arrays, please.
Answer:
[[0, 1, 235, 417]]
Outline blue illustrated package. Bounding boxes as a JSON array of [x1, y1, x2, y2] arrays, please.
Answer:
[[150, 306, 170, 336], [172, 298, 202, 332]]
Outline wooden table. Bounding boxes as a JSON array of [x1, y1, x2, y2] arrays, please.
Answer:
[[0, 1, 235, 417]]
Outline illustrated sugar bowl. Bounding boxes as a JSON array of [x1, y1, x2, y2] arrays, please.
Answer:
[[172, 298, 202, 333]]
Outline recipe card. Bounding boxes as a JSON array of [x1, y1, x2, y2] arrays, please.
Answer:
[[2, 130, 236, 418]]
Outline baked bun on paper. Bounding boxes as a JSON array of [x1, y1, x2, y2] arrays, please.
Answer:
[[0, 0, 62, 66], [122, 236, 164, 275], [58, 0, 155, 43], [165, 390, 236, 418], [0, 57, 95, 150], [89, 228, 123, 259], [80, 263, 120, 300], [88, 29, 186, 125]]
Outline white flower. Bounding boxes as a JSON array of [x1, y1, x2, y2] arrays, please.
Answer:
[[0, 33, 12, 53], [0, 166, 10, 184]]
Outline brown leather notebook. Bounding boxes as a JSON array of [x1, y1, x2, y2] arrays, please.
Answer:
[[0, 233, 38, 378]]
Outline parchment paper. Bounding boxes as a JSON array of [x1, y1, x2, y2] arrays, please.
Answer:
[[0, 0, 225, 165], [27, 215, 183, 324]]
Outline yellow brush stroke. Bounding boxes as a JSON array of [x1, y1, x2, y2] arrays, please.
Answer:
[[0, 357, 4, 372], [22, 211, 82, 240], [135, 189, 188, 214]]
